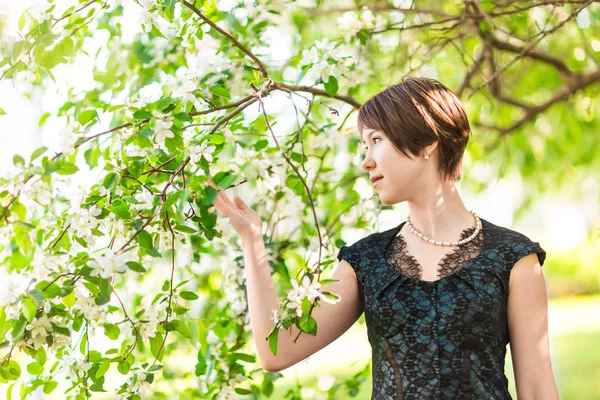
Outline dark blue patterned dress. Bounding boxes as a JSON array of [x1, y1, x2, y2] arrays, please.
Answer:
[[337, 217, 546, 399]]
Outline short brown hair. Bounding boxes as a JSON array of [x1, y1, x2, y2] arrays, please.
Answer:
[[357, 76, 472, 182]]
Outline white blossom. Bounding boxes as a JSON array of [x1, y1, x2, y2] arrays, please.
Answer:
[[27, 0, 53, 23], [26, 315, 53, 350], [189, 141, 216, 164], [172, 79, 197, 105], [154, 117, 174, 150], [300, 47, 319, 66], [90, 248, 127, 279], [0, 270, 31, 307], [337, 7, 387, 42], [55, 121, 82, 156], [74, 286, 107, 321], [59, 346, 92, 380], [134, 189, 156, 210]]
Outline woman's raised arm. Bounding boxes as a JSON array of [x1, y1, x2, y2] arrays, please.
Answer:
[[206, 179, 363, 371]]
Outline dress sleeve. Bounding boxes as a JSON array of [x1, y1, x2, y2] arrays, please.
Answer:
[[337, 245, 358, 271], [510, 235, 546, 270], [337, 244, 364, 299]]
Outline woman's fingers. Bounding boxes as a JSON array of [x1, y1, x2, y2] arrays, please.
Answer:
[[206, 179, 237, 216]]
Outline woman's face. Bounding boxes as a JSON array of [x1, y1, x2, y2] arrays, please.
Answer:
[[360, 128, 431, 205]]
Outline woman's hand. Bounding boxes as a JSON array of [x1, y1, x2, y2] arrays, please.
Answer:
[[205, 179, 263, 240]]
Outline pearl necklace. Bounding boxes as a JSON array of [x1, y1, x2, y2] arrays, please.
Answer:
[[406, 211, 482, 247]]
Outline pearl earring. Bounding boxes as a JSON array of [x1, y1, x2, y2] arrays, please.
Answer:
[[424, 154, 430, 160]]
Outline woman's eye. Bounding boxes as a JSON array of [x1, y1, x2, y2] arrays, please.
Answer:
[[373, 137, 380, 144]]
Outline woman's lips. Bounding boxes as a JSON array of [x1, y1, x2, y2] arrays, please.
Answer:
[[373, 177, 383, 186]]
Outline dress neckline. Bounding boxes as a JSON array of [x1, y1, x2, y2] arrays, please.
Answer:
[[381, 217, 489, 285]]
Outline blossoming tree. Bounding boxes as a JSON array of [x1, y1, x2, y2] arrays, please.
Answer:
[[0, 0, 598, 399]]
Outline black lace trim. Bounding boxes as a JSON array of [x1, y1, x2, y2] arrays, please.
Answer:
[[384, 225, 484, 281]]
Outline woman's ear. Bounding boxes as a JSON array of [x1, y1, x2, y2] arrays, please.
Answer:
[[424, 141, 439, 156]]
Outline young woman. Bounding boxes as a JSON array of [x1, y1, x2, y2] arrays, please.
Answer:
[[207, 76, 559, 399]]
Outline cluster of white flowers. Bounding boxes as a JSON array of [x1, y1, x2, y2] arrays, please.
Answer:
[[138, 0, 161, 33], [56, 121, 84, 156], [337, 6, 388, 43], [168, 67, 202, 102], [218, 374, 249, 400], [64, 203, 102, 248], [25, 312, 53, 350], [286, 275, 338, 317], [216, 245, 248, 319], [98, 181, 124, 199], [28, 252, 62, 286], [202, 327, 250, 399], [1, 169, 26, 198], [188, 140, 217, 166], [132, 189, 156, 212], [59, 346, 92, 381], [118, 370, 152, 398], [22, 179, 53, 206], [299, 38, 353, 85], [124, 142, 151, 158], [139, 299, 168, 341], [24, 0, 53, 28], [0, 269, 31, 308], [154, 114, 175, 152], [90, 248, 129, 280], [73, 284, 108, 322]]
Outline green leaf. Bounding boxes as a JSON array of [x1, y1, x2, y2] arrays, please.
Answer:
[[324, 75, 339, 97], [174, 224, 196, 233], [18, 13, 26, 31], [27, 362, 43, 375], [299, 314, 317, 336], [43, 381, 58, 394], [56, 162, 79, 175], [104, 324, 120, 340], [134, 229, 153, 250], [30, 146, 48, 162], [96, 361, 110, 379], [163, 190, 182, 210], [117, 360, 130, 375], [319, 291, 340, 302], [35, 346, 46, 365], [232, 352, 256, 363], [126, 261, 146, 273], [78, 110, 98, 126], [4, 360, 21, 380], [38, 112, 50, 127], [102, 171, 119, 189], [0, 108, 6, 115], [169, 319, 191, 339], [29, 289, 45, 305], [38, 282, 61, 299], [62, 290, 76, 308], [89, 350, 102, 362], [301, 297, 312, 317], [235, 388, 252, 395], [22, 297, 37, 323], [13, 154, 25, 167], [133, 110, 153, 120], [149, 332, 164, 361], [179, 291, 198, 300], [174, 112, 192, 122], [267, 328, 279, 356], [95, 278, 112, 305], [209, 86, 230, 100], [150, 24, 166, 39]]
